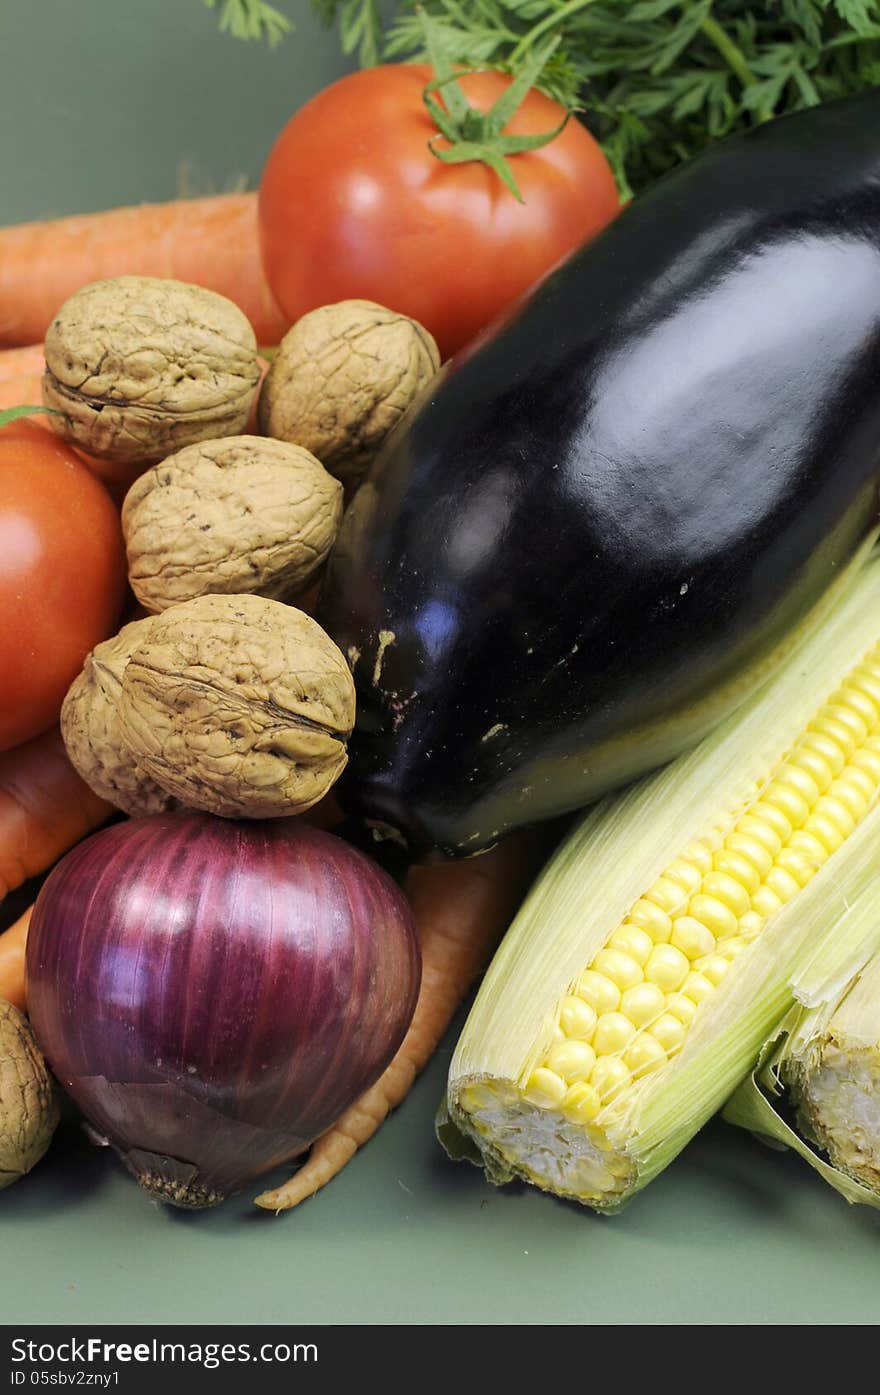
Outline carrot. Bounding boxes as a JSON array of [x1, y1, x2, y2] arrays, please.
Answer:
[[254, 832, 546, 1212], [0, 194, 289, 349], [0, 907, 31, 1011], [0, 375, 42, 413], [0, 728, 111, 904], [0, 344, 45, 383], [0, 346, 44, 412]]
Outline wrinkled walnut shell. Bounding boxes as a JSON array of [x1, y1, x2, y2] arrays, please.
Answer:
[[258, 299, 440, 489], [118, 594, 356, 818], [0, 1000, 60, 1190], [61, 618, 178, 817], [42, 276, 261, 465], [122, 435, 343, 613]]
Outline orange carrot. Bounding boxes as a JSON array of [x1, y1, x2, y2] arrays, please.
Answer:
[[0, 907, 31, 1011], [254, 832, 545, 1212], [0, 374, 42, 413], [0, 728, 111, 904], [0, 194, 289, 348], [0, 345, 44, 412], [0, 344, 45, 383]]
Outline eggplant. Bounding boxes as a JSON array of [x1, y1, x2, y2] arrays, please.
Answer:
[[319, 92, 880, 858]]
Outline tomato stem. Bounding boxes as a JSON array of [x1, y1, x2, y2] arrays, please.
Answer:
[[419, 9, 572, 204]]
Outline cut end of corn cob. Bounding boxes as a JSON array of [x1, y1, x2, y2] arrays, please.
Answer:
[[775, 942, 880, 1198], [453, 1075, 639, 1204], [446, 558, 880, 1210], [790, 1046, 880, 1193]]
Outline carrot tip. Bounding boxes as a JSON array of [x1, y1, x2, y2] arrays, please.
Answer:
[[253, 1189, 295, 1213]]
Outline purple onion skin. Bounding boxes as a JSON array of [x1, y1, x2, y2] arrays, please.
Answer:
[[26, 813, 421, 1209]]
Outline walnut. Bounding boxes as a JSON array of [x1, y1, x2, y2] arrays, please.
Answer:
[[61, 618, 178, 817], [258, 299, 440, 490], [0, 999, 60, 1190], [121, 435, 343, 613], [118, 594, 356, 817], [42, 276, 261, 465]]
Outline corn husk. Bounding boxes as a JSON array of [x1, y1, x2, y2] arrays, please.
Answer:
[[443, 546, 880, 1211], [723, 927, 880, 1208]]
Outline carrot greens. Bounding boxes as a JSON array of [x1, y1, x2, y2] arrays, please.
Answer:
[[302, 2, 880, 198]]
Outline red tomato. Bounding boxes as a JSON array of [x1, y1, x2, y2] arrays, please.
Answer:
[[259, 65, 620, 359], [0, 421, 126, 751]]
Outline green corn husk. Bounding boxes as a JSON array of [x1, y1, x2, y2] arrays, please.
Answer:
[[441, 546, 880, 1213], [723, 928, 880, 1208]]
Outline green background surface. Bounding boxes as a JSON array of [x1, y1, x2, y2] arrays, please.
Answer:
[[2, 0, 880, 1328]]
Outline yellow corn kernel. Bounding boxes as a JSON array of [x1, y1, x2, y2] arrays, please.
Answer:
[[644, 877, 690, 916], [712, 847, 761, 896], [839, 765, 875, 803], [671, 915, 718, 960], [786, 828, 827, 869], [733, 813, 783, 858], [817, 795, 856, 838], [680, 839, 714, 876], [737, 910, 764, 939], [590, 1057, 631, 1103], [559, 994, 598, 1041], [724, 830, 774, 879], [620, 982, 666, 1028], [626, 900, 673, 944], [834, 686, 878, 729], [624, 1035, 668, 1078], [764, 865, 802, 904], [747, 800, 793, 844], [460, 1083, 497, 1113], [683, 971, 715, 1005], [847, 665, 880, 707], [762, 783, 809, 829], [522, 1068, 566, 1109], [562, 1082, 601, 1125], [776, 763, 822, 808], [823, 703, 868, 746], [850, 746, 880, 784], [799, 729, 846, 778], [699, 955, 731, 986], [719, 935, 749, 959], [775, 847, 818, 889], [699, 870, 751, 919], [608, 924, 653, 967], [787, 745, 834, 793], [808, 712, 857, 759], [576, 970, 620, 1016], [664, 858, 704, 896], [832, 775, 871, 821], [592, 947, 643, 992], [665, 992, 698, 1025], [546, 1039, 596, 1083], [649, 1013, 687, 1055], [803, 810, 845, 854], [593, 1012, 637, 1056], [751, 884, 784, 918], [645, 943, 690, 991]]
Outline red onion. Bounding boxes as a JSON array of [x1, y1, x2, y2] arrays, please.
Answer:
[[26, 812, 420, 1209]]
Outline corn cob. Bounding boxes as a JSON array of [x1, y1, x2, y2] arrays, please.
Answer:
[[443, 549, 880, 1211], [724, 928, 880, 1207]]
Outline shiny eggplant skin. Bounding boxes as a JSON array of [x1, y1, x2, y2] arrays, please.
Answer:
[[319, 92, 880, 857]]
